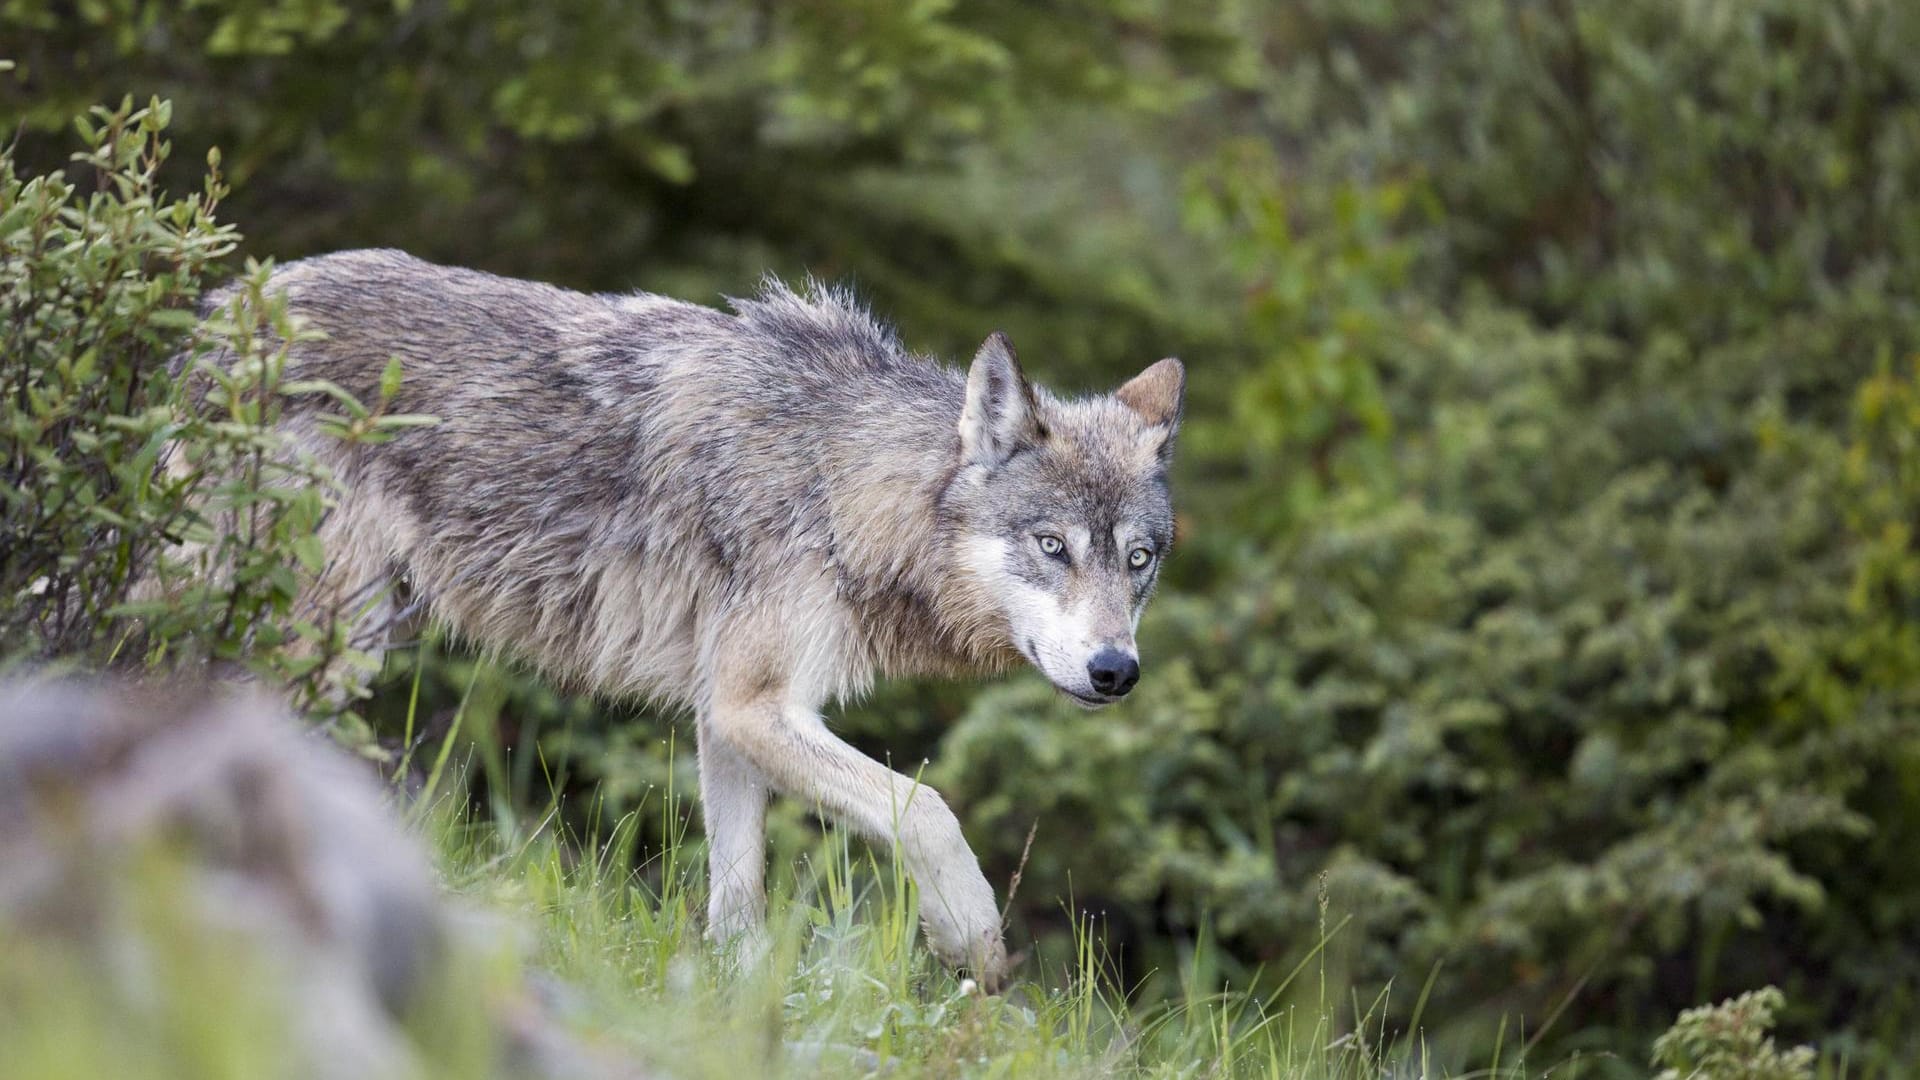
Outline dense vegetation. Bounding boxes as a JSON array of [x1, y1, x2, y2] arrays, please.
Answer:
[[7, 1, 1920, 1073]]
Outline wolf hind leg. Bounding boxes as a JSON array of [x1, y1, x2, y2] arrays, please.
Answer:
[[290, 482, 424, 706], [705, 691, 1008, 990]]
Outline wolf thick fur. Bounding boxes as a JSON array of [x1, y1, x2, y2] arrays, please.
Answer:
[[226, 249, 1184, 988]]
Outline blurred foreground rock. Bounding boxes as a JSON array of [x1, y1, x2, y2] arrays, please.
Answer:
[[0, 679, 647, 1080]]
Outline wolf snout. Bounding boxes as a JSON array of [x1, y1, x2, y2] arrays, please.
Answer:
[[1087, 647, 1140, 697]]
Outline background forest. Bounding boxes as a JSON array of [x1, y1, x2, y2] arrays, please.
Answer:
[[7, 1, 1920, 1075]]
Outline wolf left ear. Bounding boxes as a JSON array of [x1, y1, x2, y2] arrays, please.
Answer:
[[1116, 357, 1185, 429], [960, 332, 1043, 467]]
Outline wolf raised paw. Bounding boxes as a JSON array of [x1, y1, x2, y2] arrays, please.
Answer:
[[925, 917, 1009, 994], [920, 902, 1009, 993]]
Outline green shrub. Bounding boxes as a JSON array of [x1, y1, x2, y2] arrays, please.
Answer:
[[0, 97, 410, 726], [1653, 988, 1815, 1080], [936, 310, 1916, 1052], [3, 97, 239, 661]]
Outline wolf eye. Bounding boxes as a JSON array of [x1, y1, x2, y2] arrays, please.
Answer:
[[1128, 546, 1154, 570], [1036, 535, 1066, 559]]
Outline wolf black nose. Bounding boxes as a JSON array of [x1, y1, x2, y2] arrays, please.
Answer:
[[1087, 649, 1139, 697]]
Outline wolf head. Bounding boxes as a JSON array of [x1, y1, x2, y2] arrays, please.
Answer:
[[946, 333, 1184, 708]]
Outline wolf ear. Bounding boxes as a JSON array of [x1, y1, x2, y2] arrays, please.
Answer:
[[1116, 357, 1185, 429], [960, 331, 1042, 467]]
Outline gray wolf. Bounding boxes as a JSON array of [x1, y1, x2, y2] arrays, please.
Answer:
[[203, 249, 1185, 989]]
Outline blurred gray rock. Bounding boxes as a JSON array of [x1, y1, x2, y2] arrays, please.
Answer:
[[0, 678, 648, 1080]]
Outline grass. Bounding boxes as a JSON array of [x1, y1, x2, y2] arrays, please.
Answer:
[[2, 688, 1824, 1080], [412, 758, 1520, 1080], [367, 651, 1476, 1076]]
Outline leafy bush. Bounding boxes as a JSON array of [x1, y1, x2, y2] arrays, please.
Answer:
[[933, 1, 1920, 1067], [3, 98, 238, 660], [0, 98, 406, 722], [1653, 988, 1815, 1080]]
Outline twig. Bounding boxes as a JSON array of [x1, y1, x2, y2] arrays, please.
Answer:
[[1000, 818, 1038, 927]]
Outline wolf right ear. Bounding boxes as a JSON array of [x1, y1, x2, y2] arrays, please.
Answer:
[[1115, 357, 1185, 429], [960, 332, 1042, 467], [1116, 357, 1184, 465]]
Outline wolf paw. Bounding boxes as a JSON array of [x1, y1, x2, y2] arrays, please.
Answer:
[[917, 874, 1009, 991], [923, 915, 1009, 991]]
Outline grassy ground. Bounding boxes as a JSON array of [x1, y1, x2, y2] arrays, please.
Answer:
[[429, 793, 1493, 1080], [0, 691, 1817, 1080], [395, 665, 1587, 1080], [0, 743, 1524, 1080]]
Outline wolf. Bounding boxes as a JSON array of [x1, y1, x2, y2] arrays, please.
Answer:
[[204, 249, 1185, 989]]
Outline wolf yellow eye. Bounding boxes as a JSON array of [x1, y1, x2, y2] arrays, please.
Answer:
[[1037, 535, 1066, 558], [1129, 546, 1154, 569]]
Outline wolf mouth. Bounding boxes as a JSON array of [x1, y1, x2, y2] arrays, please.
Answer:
[[1061, 688, 1117, 708]]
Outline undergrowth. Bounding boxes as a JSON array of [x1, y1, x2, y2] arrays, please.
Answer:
[[0, 684, 1838, 1080]]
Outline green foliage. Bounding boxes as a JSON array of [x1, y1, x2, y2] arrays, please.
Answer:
[[1653, 988, 1815, 1080], [928, 1, 1920, 1068], [1, 0, 1243, 307], [1179, 137, 1415, 531], [2, 98, 238, 660], [937, 304, 1920, 1057], [0, 99, 418, 722]]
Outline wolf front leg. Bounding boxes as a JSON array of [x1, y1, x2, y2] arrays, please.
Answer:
[[706, 692, 1009, 990], [697, 720, 770, 946]]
